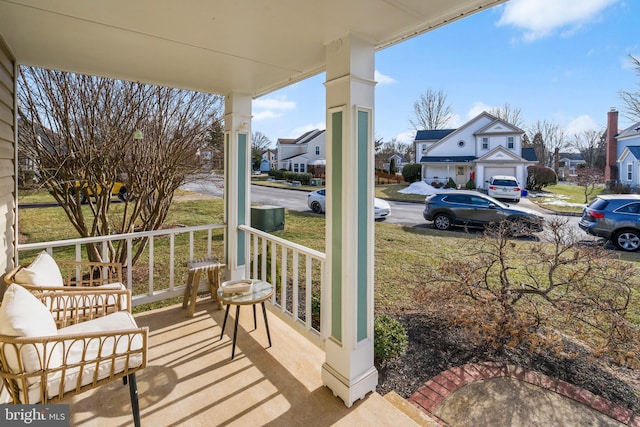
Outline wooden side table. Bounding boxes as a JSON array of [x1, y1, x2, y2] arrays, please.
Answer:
[[181, 258, 225, 317], [217, 279, 273, 359]]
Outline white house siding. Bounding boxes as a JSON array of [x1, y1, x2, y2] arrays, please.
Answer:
[[0, 38, 15, 275], [427, 115, 493, 157], [618, 150, 638, 187]]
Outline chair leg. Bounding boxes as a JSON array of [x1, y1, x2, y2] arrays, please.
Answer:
[[128, 373, 141, 427], [252, 304, 257, 330], [123, 376, 128, 385]]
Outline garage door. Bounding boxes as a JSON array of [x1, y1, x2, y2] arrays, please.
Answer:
[[485, 167, 516, 179]]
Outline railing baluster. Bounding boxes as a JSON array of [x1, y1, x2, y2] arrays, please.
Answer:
[[281, 245, 287, 313], [148, 237, 154, 296], [292, 251, 299, 320], [169, 233, 175, 290], [252, 234, 258, 278], [306, 256, 312, 330], [261, 238, 267, 281]]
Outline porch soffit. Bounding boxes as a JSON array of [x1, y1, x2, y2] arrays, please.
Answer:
[[0, 0, 505, 97]]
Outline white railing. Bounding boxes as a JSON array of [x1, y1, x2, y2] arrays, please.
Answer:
[[239, 224, 327, 348], [17, 223, 328, 347], [17, 224, 225, 306]]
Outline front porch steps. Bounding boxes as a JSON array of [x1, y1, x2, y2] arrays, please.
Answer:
[[384, 391, 443, 426]]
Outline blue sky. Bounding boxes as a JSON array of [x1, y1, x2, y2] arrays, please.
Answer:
[[251, 0, 638, 146]]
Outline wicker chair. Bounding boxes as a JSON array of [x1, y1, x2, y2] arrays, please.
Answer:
[[0, 283, 147, 427], [3, 252, 127, 325]]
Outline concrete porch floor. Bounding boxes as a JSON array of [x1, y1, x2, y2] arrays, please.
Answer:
[[67, 300, 424, 426]]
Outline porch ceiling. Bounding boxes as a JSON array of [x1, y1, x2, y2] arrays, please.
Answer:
[[0, 0, 505, 97]]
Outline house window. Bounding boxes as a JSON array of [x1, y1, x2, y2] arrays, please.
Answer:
[[300, 164, 306, 173], [293, 164, 299, 173], [422, 143, 427, 151], [628, 163, 633, 181], [507, 137, 514, 149], [315, 146, 320, 155], [482, 138, 488, 150]]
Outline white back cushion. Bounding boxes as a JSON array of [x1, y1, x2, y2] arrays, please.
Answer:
[[13, 251, 64, 287], [0, 284, 62, 378]]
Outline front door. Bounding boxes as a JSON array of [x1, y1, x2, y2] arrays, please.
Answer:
[[456, 166, 466, 186]]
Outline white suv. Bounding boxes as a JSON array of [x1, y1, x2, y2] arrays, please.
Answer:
[[486, 175, 521, 203]]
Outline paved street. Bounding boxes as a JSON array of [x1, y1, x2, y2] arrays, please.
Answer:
[[182, 175, 595, 244]]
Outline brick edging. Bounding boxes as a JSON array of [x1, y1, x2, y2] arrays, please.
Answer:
[[407, 362, 639, 426]]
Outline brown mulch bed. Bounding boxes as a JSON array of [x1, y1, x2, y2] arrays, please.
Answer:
[[376, 312, 640, 413]]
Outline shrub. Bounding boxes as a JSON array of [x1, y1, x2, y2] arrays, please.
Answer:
[[401, 163, 422, 183], [445, 177, 457, 188], [527, 165, 557, 190], [465, 178, 476, 189], [374, 314, 408, 365]]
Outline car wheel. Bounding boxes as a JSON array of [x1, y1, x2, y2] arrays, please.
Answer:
[[613, 229, 640, 252], [433, 213, 452, 230], [118, 187, 134, 202], [310, 201, 323, 214]]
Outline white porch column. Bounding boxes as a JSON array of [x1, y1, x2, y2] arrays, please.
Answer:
[[321, 33, 378, 407], [224, 93, 252, 280]]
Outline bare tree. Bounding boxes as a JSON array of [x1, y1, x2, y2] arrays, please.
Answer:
[[417, 218, 639, 364], [620, 54, 640, 122], [489, 103, 524, 128], [251, 131, 272, 169], [17, 67, 223, 265], [574, 164, 602, 203], [409, 88, 454, 130], [572, 129, 606, 170], [527, 120, 568, 169]]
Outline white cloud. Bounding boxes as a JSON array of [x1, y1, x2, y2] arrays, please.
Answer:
[[467, 101, 494, 119], [395, 130, 416, 144], [497, 0, 618, 42], [375, 70, 396, 85], [252, 96, 296, 121], [564, 114, 599, 135]]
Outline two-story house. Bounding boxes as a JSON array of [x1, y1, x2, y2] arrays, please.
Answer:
[[557, 152, 585, 181], [277, 129, 326, 173], [604, 108, 640, 187], [414, 111, 537, 188], [260, 148, 278, 172]]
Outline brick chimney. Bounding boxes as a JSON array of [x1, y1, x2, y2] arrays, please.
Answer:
[[604, 108, 619, 183]]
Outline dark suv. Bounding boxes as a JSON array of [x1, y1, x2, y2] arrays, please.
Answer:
[[579, 194, 640, 251], [423, 190, 544, 232]]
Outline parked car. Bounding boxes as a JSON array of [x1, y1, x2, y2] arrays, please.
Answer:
[[578, 194, 640, 251], [307, 189, 391, 220], [486, 175, 521, 202], [69, 180, 132, 204], [423, 190, 544, 233]]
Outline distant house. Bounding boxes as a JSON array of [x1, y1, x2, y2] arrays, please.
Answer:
[[277, 129, 325, 174], [414, 111, 537, 188], [261, 148, 277, 172], [382, 153, 408, 173], [557, 152, 585, 181], [604, 108, 640, 187]]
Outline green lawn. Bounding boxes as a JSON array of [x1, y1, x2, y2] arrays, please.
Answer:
[[529, 183, 605, 213]]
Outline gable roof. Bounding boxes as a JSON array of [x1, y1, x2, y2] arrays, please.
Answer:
[[414, 129, 455, 141], [621, 146, 640, 161], [474, 118, 524, 135], [617, 121, 640, 139]]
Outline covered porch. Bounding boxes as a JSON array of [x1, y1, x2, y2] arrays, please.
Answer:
[[0, 0, 506, 420], [68, 301, 426, 426]]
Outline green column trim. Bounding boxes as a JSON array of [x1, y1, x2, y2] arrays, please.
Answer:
[[237, 133, 247, 265], [356, 109, 369, 342], [224, 132, 230, 260], [330, 110, 343, 342]]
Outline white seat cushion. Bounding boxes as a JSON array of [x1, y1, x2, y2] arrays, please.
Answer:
[[13, 251, 64, 287], [24, 311, 144, 404]]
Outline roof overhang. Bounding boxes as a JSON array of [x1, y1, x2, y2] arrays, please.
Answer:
[[0, 0, 506, 97]]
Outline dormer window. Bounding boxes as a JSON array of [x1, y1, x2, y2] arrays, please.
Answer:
[[457, 140, 465, 148]]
